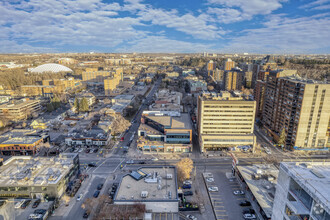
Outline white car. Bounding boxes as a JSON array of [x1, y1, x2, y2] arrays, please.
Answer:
[[15, 200, 25, 209], [233, 190, 245, 195], [243, 213, 256, 219], [208, 186, 218, 192], [206, 177, 214, 182], [183, 180, 192, 185], [77, 194, 83, 201], [78, 148, 83, 153], [151, 158, 158, 161], [186, 215, 197, 220], [126, 160, 134, 164]]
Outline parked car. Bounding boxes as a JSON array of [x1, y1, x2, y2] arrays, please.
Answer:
[[97, 183, 104, 190], [184, 191, 193, 196], [15, 200, 25, 209], [138, 161, 145, 164], [208, 186, 218, 192], [240, 201, 251, 206], [0, 201, 6, 207], [85, 149, 90, 153], [78, 148, 83, 153], [21, 199, 31, 209], [186, 214, 197, 220], [94, 148, 99, 153], [206, 177, 214, 182], [77, 194, 83, 201], [183, 180, 192, 185], [83, 211, 89, 218], [243, 208, 255, 214], [93, 190, 100, 198], [243, 213, 256, 219], [182, 184, 191, 189], [32, 199, 41, 208], [233, 190, 245, 195]]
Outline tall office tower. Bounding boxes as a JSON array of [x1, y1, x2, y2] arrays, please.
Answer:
[[272, 162, 330, 220], [223, 58, 236, 71], [224, 70, 244, 91], [197, 91, 256, 152], [207, 60, 215, 76], [262, 76, 330, 149]]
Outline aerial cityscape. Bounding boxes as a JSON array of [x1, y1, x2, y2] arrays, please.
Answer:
[[0, 1, 330, 220]]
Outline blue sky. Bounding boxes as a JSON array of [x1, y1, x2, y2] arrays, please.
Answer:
[[1, 0, 330, 53]]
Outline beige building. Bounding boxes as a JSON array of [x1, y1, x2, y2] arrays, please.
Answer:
[[104, 70, 123, 96], [263, 76, 330, 149], [224, 70, 244, 91], [197, 91, 256, 152], [223, 58, 236, 71], [0, 99, 41, 122]]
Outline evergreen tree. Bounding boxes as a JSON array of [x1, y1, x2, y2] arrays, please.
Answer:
[[52, 96, 61, 109], [74, 98, 80, 113], [79, 97, 89, 112], [278, 128, 286, 145], [47, 103, 54, 112]]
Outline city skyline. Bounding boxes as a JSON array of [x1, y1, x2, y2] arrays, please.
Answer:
[[1, 0, 330, 54]]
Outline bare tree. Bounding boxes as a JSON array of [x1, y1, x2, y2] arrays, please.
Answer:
[[62, 195, 71, 206], [176, 158, 194, 183]]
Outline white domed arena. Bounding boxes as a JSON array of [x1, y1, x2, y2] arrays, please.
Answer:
[[30, 63, 73, 73]]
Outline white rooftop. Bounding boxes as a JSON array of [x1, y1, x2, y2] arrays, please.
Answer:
[[281, 162, 330, 213]]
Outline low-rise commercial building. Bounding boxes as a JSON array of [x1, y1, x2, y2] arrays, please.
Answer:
[[0, 153, 79, 199], [272, 162, 330, 220], [0, 129, 48, 156], [0, 98, 41, 122], [149, 89, 183, 112], [76, 93, 96, 107], [197, 91, 256, 152], [236, 164, 279, 220], [138, 112, 192, 153], [114, 167, 179, 213], [65, 128, 111, 147]]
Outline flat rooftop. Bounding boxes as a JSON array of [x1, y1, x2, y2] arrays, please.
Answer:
[[237, 164, 279, 219], [200, 91, 253, 101], [281, 162, 330, 213], [115, 167, 177, 202], [0, 153, 77, 186], [146, 113, 191, 130], [0, 99, 39, 109]]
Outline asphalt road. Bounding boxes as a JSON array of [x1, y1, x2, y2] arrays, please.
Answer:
[[112, 77, 162, 156]]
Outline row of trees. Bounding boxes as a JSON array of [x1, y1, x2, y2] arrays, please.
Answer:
[[73, 97, 89, 113], [0, 68, 67, 90]]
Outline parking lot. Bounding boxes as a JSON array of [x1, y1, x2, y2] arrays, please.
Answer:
[[203, 170, 255, 220]]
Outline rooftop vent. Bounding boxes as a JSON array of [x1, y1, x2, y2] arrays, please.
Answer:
[[310, 169, 325, 178], [141, 191, 148, 198]]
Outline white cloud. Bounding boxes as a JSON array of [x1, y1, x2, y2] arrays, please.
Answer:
[[208, 0, 286, 17], [300, 0, 330, 9], [0, 40, 55, 53], [207, 7, 249, 24], [223, 15, 330, 53], [137, 8, 225, 40], [120, 35, 214, 53]]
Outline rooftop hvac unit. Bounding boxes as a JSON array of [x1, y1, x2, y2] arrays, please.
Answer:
[[141, 191, 148, 198], [166, 174, 173, 179], [267, 176, 275, 181]]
